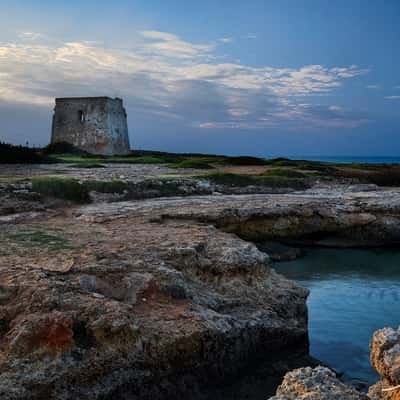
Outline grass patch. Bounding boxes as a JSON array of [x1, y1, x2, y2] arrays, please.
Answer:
[[9, 229, 75, 251], [170, 159, 214, 169], [199, 172, 308, 189], [32, 177, 91, 203]]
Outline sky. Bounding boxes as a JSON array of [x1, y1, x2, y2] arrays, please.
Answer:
[[0, 0, 399, 156]]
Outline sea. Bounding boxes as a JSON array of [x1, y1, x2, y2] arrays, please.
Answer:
[[269, 156, 400, 164], [276, 248, 400, 384]]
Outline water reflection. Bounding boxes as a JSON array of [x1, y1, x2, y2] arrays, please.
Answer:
[[276, 248, 400, 383]]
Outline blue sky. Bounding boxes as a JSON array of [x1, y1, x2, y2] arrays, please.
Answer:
[[0, 0, 399, 156]]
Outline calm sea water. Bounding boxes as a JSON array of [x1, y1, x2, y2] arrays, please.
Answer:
[[270, 156, 400, 164], [276, 248, 400, 383]]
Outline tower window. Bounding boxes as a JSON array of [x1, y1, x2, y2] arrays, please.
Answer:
[[78, 110, 85, 123]]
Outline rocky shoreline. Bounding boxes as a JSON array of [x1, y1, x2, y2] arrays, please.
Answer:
[[1, 160, 400, 399]]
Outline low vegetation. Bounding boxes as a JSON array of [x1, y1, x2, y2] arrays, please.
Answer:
[[199, 171, 309, 189], [4, 141, 400, 189], [9, 229, 75, 252], [56, 155, 179, 164], [31, 177, 129, 203], [170, 159, 214, 169], [31, 177, 91, 203], [0, 142, 47, 164]]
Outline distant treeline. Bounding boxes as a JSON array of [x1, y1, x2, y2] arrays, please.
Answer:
[[0, 142, 47, 163]]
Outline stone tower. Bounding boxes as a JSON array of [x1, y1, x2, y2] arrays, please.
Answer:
[[51, 97, 130, 155]]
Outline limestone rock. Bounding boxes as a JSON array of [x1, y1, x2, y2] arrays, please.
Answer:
[[0, 206, 309, 399], [269, 366, 368, 400], [369, 327, 400, 400]]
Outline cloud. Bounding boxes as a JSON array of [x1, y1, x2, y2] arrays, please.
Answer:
[[218, 37, 233, 44], [366, 84, 380, 89], [0, 30, 368, 131], [140, 30, 214, 59], [385, 95, 400, 100], [17, 31, 44, 41]]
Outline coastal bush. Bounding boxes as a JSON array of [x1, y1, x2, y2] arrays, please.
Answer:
[[0, 142, 47, 164], [171, 159, 214, 169]]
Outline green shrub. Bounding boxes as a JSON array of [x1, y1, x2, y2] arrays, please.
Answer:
[[0, 142, 47, 164], [31, 177, 90, 203]]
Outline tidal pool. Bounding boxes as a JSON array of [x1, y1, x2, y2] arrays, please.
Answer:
[[276, 248, 400, 384]]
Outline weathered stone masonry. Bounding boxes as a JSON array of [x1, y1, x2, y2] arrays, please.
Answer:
[[51, 97, 130, 155]]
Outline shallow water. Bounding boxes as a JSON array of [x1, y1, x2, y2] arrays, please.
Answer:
[[276, 248, 400, 383]]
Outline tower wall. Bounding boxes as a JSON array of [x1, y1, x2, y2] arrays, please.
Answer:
[[51, 97, 130, 155]]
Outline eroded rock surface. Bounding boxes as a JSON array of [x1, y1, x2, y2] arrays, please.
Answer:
[[77, 186, 400, 246], [269, 366, 368, 399], [0, 197, 309, 399], [369, 327, 400, 400]]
